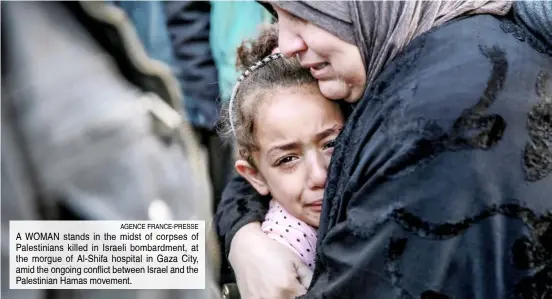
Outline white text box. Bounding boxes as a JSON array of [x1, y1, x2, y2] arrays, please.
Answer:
[[10, 221, 206, 289]]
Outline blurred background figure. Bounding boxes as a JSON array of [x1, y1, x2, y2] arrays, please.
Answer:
[[104, 0, 273, 289], [164, 1, 228, 212], [1, 1, 219, 298], [164, 0, 274, 214], [108, 0, 273, 215], [108, 1, 176, 66]]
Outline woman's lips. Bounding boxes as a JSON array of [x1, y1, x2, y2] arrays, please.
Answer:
[[308, 62, 332, 80]]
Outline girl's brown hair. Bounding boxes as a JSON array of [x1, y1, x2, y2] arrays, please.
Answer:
[[218, 24, 316, 166]]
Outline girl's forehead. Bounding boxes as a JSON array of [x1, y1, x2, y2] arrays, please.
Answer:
[[254, 87, 343, 148]]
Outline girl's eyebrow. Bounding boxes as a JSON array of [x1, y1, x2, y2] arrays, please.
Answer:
[[314, 125, 342, 142], [267, 142, 300, 157]]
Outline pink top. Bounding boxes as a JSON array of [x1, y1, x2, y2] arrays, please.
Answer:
[[261, 200, 318, 271]]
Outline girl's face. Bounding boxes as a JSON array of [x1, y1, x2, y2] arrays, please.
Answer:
[[236, 84, 344, 227], [274, 6, 366, 103]]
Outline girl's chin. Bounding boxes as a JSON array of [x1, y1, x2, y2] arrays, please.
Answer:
[[305, 214, 320, 228]]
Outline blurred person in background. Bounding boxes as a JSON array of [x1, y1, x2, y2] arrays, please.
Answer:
[[164, 1, 230, 213], [163, 1, 274, 214], [110, 2, 273, 287], [108, 1, 175, 66], [110, 1, 229, 214], [1, 1, 220, 298]]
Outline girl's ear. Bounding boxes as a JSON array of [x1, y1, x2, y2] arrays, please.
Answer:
[[235, 159, 270, 195]]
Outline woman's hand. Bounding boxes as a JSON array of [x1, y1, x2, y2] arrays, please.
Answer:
[[229, 222, 312, 299]]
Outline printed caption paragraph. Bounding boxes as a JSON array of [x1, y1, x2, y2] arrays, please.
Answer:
[[10, 221, 206, 289]]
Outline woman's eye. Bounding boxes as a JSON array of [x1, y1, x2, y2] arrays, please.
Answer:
[[323, 139, 337, 150]]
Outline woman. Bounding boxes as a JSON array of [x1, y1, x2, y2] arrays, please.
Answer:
[[216, 1, 552, 298]]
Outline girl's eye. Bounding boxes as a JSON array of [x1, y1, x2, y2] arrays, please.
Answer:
[[276, 156, 297, 166], [323, 139, 337, 150]]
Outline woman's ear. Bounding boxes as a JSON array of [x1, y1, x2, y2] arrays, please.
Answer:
[[235, 159, 270, 196]]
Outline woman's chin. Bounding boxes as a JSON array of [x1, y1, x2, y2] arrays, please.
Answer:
[[345, 84, 366, 103], [318, 80, 351, 101]]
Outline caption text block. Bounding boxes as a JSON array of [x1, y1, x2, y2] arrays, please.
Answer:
[[10, 221, 206, 289]]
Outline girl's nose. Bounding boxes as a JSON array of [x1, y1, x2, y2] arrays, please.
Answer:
[[306, 153, 327, 190]]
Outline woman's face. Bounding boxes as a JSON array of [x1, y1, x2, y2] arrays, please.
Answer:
[[237, 84, 343, 227], [274, 6, 367, 103]]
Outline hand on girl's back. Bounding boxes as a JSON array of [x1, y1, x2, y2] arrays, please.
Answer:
[[229, 222, 312, 299]]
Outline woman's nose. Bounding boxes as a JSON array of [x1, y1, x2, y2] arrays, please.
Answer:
[[278, 26, 307, 58], [306, 153, 327, 189]]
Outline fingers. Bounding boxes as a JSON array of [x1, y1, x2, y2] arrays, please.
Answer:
[[290, 282, 308, 298], [294, 260, 313, 289], [278, 276, 307, 299]]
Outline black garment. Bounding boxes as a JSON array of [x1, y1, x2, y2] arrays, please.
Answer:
[[193, 127, 234, 211], [165, 0, 233, 212], [164, 1, 220, 130], [164, 2, 234, 284], [216, 15, 552, 299]]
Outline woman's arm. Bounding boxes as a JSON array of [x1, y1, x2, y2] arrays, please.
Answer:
[[215, 172, 268, 256]]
